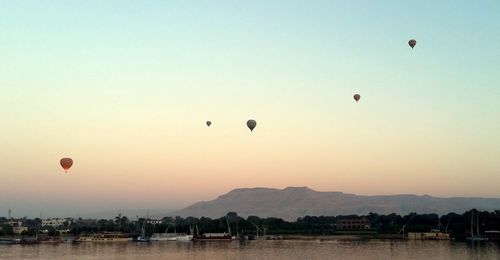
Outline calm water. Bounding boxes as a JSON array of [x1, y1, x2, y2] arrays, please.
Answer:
[[1, 240, 499, 260]]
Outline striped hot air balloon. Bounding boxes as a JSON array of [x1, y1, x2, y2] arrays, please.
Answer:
[[60, 158, 73, 173]]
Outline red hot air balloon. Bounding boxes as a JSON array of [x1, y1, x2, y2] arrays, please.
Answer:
[[353, 94, 361, 102], [60, 158, 73, 173], [408, 39, 416, 49]]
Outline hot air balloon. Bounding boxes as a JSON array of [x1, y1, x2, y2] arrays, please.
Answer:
[[206, 121, 212, 127], [353, 94, 361, 102], [60, 158, 73, 173], [247, 119, 257, 132], [408, 39, 416, 49]]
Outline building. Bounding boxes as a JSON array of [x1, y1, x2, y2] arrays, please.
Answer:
[[6, 220, 28, 234], [407, 230, 451, 240], [485, 231, 500, 241], [336, 218, 371, 230], [13, 226, 28, 234], [5, 220, 23, 227], [147, 219, 163, 225], [42, 218, 70, 228]]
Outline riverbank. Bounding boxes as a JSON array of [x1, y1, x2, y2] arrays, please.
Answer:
[[282, 233, 405, 241]]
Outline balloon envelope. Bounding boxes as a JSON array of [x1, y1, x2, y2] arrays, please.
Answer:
[[60, 158, 73, 173], [353, 94, 361, 102], [247, 119, 257, 132], [206, 121, 212, 127], [408, 39, 416, 49]]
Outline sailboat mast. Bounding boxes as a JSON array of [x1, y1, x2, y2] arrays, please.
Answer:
[[226, 216, 231, 235], [476, 212, 480, 236], [470, 211, 474, 236], [141, 211, 149, 238], [165, 222, 171, 233], [141, 220, 146, 237]]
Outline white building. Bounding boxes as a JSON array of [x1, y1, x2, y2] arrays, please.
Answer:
[[147, 219, 163, 225], [5, 220, 28, 234], [13, 226, 28, 234], [42, 218, 70, 228]]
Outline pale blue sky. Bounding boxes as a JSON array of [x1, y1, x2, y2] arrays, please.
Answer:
[[0, 1, 499, 217]]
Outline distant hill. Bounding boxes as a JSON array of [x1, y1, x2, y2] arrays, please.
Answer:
[[171, 187, 500, 221]]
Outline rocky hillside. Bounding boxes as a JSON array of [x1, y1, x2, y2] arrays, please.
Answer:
[[171, 187, 500, 221]]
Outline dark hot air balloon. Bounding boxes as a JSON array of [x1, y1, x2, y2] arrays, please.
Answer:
[[353, 94, 361, 102], [60, 158, 73, 173], [206, 121, 212, 127], [408, 39, 416, 49], [247, 119, 257, 132]]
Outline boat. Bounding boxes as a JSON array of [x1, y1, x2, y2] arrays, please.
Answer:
[[20, 239, 40, 245], [150, 232, 193, 241], [134, 236, 150, 242], [485, 230, 500, 241], [134, 212, 151, 242], [0, 238, 21, 244], [175, 234, 194, 241], [193, 232, 234, 241], [74, 232, 133, 242], [150, 222, 193, 241], [407, 229, 451, 240], [38, 236, 63, 244], [466, 211, 488, 241], [193, 216, 235, 241]]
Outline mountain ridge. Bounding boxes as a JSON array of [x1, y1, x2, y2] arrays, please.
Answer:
[[171, 187, 500, 221]]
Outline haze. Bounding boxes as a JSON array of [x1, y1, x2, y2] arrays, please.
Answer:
[[1, 1, 499, 217]]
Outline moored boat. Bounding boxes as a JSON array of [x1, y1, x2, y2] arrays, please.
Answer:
[[134, 212, 151, 242], [193, 216, 235, 241], [150, 233, 193, 241], [150, 221, 193, 242], [74, 232, 133, 242], [0, 238, 21, 244], [193, 232, 235, 241], [485, 231, 500, 241], [466, 211, 488, 241], [407, 229, 452, 240]]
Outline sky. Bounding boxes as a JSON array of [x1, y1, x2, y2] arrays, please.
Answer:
[[1, 0, 499, 217]]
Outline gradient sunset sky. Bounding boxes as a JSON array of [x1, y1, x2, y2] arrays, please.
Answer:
[[1, 1, 499, 217]]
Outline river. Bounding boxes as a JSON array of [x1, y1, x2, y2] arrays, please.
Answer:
[[0, 240, 499, 259]]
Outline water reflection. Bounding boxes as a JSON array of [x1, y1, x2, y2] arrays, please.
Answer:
[[0, 240, 499, 260]]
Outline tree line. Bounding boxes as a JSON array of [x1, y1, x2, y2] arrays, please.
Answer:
[[2, 210, 499, 240]]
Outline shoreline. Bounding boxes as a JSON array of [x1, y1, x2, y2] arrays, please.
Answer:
[[281, 234, 405, 241]]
